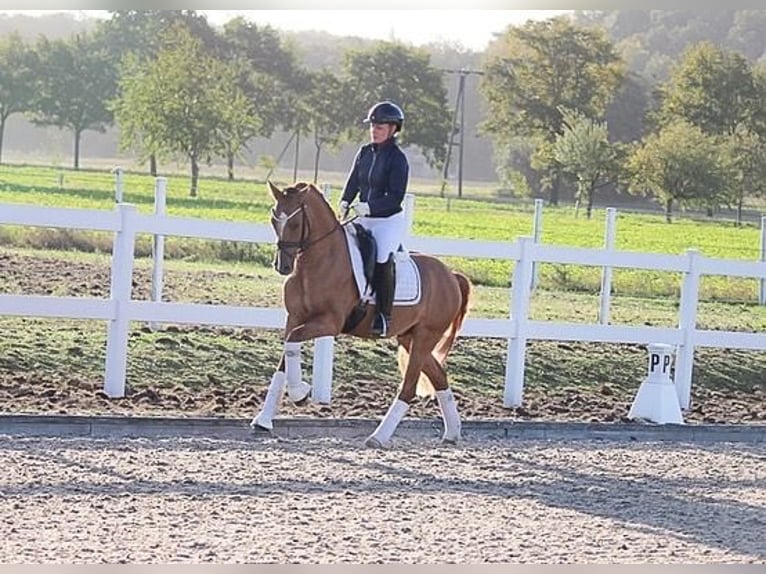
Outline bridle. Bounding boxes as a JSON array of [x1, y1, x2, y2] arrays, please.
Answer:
[[271, 202, 341, 256]]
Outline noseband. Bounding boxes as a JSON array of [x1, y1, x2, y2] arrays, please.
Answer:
[[272, 202, 339, 256]]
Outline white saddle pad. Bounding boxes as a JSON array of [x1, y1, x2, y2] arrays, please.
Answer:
[[344, 225, 422, 306]]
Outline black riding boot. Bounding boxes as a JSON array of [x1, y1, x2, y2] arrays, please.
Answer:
[[371, 254, 395, 337]]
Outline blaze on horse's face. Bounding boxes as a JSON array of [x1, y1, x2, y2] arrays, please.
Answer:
[[269, 181, 309, 276]]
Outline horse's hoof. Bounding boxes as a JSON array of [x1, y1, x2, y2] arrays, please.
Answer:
[[250, 416, 273, 433], [441, 436, 461, 445], [286, 381, 312, 404], [364, 435, 387, 449], [294, 396, 310, 407]]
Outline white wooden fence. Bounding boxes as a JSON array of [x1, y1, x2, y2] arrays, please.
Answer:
[[2, 194, 766, 411]]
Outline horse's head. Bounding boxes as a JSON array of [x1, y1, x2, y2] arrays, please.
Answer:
[[268, 180, 337, 276]]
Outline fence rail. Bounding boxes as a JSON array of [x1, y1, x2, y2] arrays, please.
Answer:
[[2, 196, 766, 411]]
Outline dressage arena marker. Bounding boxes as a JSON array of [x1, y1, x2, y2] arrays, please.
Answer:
[[628, 343, 685, 424]]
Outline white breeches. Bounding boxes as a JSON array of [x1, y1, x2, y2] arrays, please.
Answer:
[[357, 210, 406, 263]]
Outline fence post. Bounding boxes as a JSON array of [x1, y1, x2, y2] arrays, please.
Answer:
[[113, 167, 124, 203], [504, 236, 533, 407], [311, 336, 334, 404], [149, 177, 167, 332], [599, 207, 617, 324], [404, 192, 415, 241], [104, 203, 137, 398], [530, 198, 543, 290], [675, 249, 701, 410], [760, 216, 766, 305]]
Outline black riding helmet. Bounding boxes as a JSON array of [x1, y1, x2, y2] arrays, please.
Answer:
[[363, 101, 404, 133]]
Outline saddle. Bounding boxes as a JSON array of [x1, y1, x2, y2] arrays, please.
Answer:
[[342, 223, 375, 333], [341, 223, 421, 334]]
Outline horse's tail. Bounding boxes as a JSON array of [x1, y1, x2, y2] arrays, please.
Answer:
[[410, 271, 472, 398], [434, 271, 471, 363]]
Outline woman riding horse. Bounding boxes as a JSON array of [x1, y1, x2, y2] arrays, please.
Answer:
[[340, 100, 409, 338], [251, 180, 471, 448]]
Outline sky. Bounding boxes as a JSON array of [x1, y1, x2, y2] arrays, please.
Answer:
[[203, 10, 574, 51], [0, 10, 574, 52]]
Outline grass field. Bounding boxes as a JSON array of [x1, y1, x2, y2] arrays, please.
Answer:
[[1, 163, 764, 300]]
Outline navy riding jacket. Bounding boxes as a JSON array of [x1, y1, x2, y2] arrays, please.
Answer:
[[341, 138, 409, 218]]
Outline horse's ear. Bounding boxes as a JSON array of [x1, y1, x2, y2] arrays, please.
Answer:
[[267, 180, 282, 202]]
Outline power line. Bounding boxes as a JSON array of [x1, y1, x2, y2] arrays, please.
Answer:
[[440, 68, 484, 198]]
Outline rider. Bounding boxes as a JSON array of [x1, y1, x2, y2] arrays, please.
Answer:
[[339, 100, 409, 338]]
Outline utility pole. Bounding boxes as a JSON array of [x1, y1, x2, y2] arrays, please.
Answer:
[[440, 68, 484, 198]]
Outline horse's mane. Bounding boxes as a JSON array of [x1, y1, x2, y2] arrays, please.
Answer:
[[285, 181, 334, 215]]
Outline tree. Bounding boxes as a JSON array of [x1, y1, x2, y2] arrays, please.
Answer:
[[726, 10, 766, 60], [97, 10, 220, 175], [752, 64, 766, 140], [303, 69, 356, 183], [112, 24, 250, 197], [213, 59, 263, 183], [720, 125, 766, 225], [658, 41, 759, 137], [28, 32, 117, 170], [0, 32, 37, 164], [341, 42, 451, 170], [626, 120, 727, 222], [108, 53, 165, 174], [480, 16, 624, 204], [219, 17, 312, 179], [553, 109, 623, 218]]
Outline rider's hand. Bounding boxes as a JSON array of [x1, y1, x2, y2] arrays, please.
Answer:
[[339, 200, 349, 218], [353, 202, 371, 217]]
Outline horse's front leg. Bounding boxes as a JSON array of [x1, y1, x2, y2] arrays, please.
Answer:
[[250, 363, 288, 431], [281, 340, 312, 403], [282, 314, 343, 403], [250, 315, 340, 431], [251, 343, 311, 430]]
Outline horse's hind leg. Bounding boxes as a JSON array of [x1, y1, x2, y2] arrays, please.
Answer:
[[396, 334, 461, 443], [365, 330, 440, 448], [420, 354, 462, 444]]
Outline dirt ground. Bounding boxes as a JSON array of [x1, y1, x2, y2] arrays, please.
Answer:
[[1, 365, 765, 426], [1, 435, 764, 563]]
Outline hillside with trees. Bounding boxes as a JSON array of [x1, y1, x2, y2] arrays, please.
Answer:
[[0, 10, 765, 217]]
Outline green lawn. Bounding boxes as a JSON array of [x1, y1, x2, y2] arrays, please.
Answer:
[[0, 163, 763, 301]]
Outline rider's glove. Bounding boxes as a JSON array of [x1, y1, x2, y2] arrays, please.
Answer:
[[353, 202, 371, 217], [339, 200, 350, 218]]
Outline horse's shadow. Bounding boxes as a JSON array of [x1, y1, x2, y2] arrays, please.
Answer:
[[318, 442, 766, 559]]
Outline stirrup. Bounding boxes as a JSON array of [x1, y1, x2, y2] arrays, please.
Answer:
[[371, 313, 389, 337]]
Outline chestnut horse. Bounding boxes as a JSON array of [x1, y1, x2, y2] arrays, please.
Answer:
[[251, 181, 471, 447]]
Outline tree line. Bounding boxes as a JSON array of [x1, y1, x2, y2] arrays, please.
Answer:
[[1, 10, 765, 222]]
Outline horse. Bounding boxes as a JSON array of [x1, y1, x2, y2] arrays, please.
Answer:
[[251, 181, 472, 448]]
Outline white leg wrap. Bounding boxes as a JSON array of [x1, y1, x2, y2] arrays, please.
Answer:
[[436, 388, 462, 443], [284, 341, 311, 402], [250, 371, 286, 431], [365, 399, 409, 448]]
